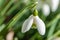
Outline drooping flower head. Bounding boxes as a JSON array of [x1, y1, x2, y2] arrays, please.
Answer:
[[36, 0, 59, 16], [21, 9, 45, 35]]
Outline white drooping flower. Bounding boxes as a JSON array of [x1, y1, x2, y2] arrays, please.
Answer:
[[21, 10, 45, 35], [36, 0, 59, 16], [51, 0, 59, 12]]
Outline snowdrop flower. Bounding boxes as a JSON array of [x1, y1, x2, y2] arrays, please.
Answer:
[[21, 9, 45, 35], [36, 0, 59, 16], [51, 0, 59, 12]]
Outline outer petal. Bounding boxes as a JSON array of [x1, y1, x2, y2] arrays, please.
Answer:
[[21, 15, 33, 33], [34, 16, 45, 35], [51, 0, 59, 12], [42, 3, 50, 16]]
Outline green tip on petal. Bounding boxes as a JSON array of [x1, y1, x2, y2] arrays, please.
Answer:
[[33, 9, 38, 16]]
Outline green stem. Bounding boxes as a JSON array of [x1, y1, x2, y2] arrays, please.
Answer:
[[33, 9, 38, 16]]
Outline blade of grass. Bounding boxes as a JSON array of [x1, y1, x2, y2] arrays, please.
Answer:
[[47, 13, 60, 28], [47, 13, 60, 39], [0, 16, 5, 25], [0, 0, 5, 11], [0, 0, 14, 16], [6, 0, 22, 16], [0, 0, 22, 25], [47, 30, 60, 40], [0, 0, 14, 25], [47, 19, 58, 38]]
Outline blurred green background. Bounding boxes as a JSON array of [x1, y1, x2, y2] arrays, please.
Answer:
[[0, 0, 60, 40]]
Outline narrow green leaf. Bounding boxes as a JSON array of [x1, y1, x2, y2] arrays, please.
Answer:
[[47, 30, 60, 40], [47, 19, 58, 38], [0, 0, 14, 16], [47, 13, 60, 28], [6, 1, 22, 16]]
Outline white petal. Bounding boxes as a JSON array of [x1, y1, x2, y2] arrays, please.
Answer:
[[42, 3, 50, 16], [21, 15, 33, 33], [51, 0, 59, 12], [34, 16, 45, 35]]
